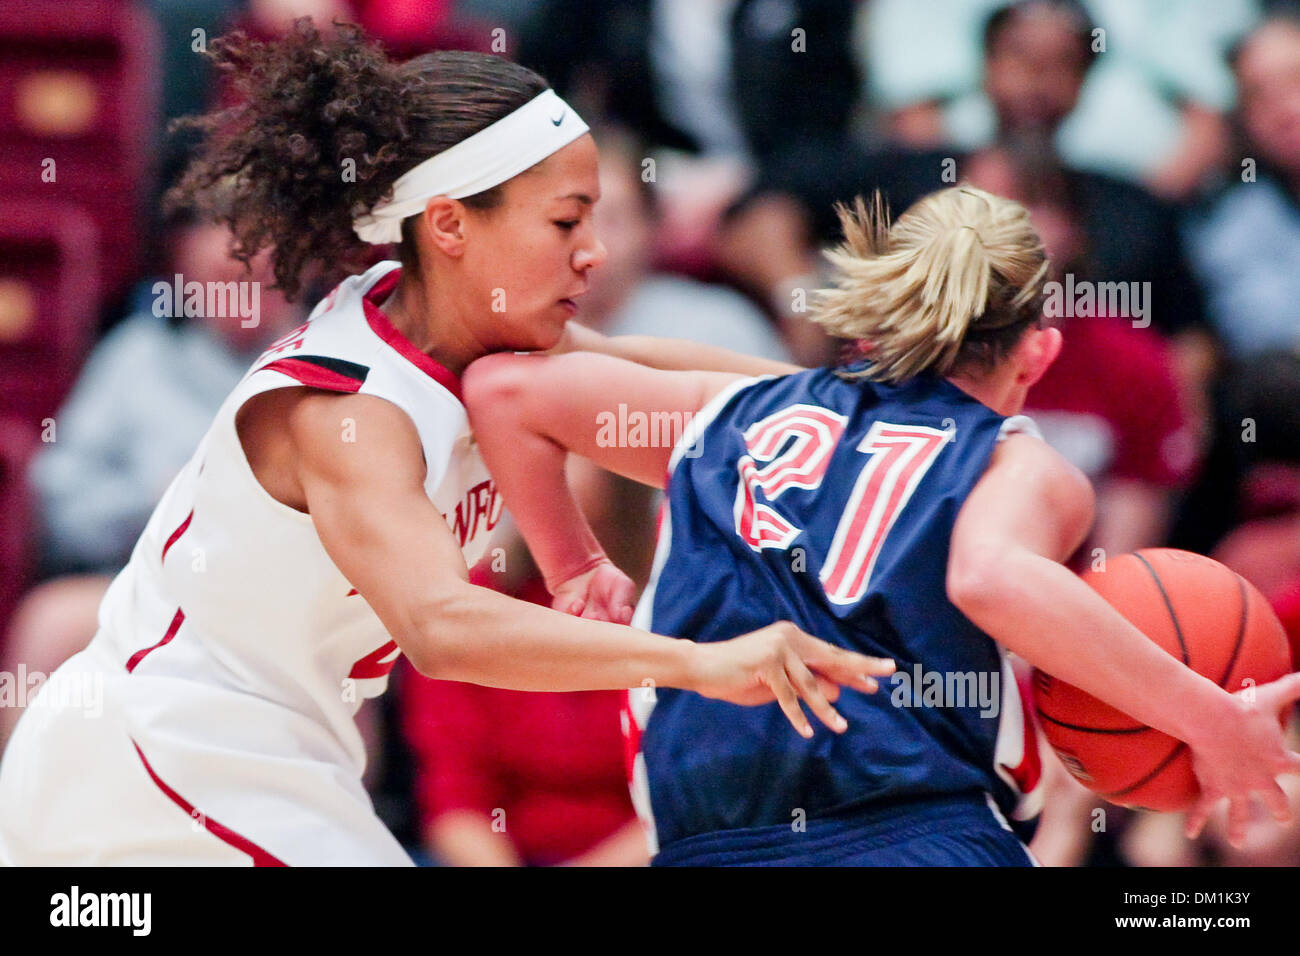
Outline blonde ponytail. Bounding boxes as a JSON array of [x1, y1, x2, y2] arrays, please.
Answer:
[[811, 185, 1049, 383]]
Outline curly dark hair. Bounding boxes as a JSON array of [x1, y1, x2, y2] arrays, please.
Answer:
[[165, 18, 548, 299]]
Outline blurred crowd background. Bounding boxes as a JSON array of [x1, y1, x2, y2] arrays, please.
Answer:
[[3, 0, 1300, 867]]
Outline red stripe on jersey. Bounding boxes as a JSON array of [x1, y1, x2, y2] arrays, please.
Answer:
[[260, 357, 364, 393], [346, 587, 359, 596], [161, 509, 194, 562], [1003, 665, 1044, 796], [125, 608, 185, 673], [348, 639, 401, 680], [620, 691, 642, 787], [361, 269, 463, 402], [131, 740, 287, 866]]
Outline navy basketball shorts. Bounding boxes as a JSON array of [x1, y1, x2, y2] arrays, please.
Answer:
[[650, 791, 1037, 867]]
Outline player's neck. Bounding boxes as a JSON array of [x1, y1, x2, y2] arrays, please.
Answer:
[[945, 370, 1025, 417], [380, 274, 486, 378]]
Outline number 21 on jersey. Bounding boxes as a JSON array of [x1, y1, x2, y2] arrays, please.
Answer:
[[734, 404, 951, 605]]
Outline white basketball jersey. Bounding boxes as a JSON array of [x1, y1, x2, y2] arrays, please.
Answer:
[[0, 261, 502, 865]]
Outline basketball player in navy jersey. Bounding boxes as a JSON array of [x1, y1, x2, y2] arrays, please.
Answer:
[[465, 186, 1300, 865]]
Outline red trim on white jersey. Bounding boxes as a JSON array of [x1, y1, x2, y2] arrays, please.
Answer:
[[259, 357, 365, 393], [348, 640, 401, 680], [160, 510, 194, 562], [125, 608, 185, 674], [131, 740, 287, 867], [360, 269, 463, 402]]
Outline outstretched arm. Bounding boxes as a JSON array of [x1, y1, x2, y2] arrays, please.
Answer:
[[949, 433, 1300, 844], [279, 388, 891, 737], [550, 320, 804, 377]]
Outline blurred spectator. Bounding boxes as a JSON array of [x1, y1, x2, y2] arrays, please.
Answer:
[[401, 574, 644, 867], [519, 0, 861, 164], [0, 214, 300, 749], [861, 0, 1256, 198], [1183, 10, 1300, 359], [587, 129, 791, 360], [1275, 580, 1300, 672], [719, 0, 1209, 365], [1206, 351, 1300, 599], [518, 0, 867, 272], [31, 216, 298, 576]]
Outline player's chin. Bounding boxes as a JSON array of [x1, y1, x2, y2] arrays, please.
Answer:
[[537, 301, 578, 348]]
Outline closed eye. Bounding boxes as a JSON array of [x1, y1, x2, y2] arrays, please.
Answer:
[[554, 220, 579, 232]]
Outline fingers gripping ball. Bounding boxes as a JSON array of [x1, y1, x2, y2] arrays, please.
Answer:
[[1032, 549, 1293, 812]]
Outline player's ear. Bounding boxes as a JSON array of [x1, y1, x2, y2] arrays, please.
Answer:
[[421, 196, 468, 257], [1013, 324, 1062, 390]]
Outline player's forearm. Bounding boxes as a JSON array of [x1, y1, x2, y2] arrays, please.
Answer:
[[550, 318, 797, 377], [952, 549, 1233, 745], [554, 319, 800, 376], [472, 401, 607, 591], [408, 581, 693, 693], [599, 333, 801, 377]]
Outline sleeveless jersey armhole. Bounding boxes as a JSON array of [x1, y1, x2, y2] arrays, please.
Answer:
[[996, 413, 1043, 443], [229, 377, 430, 523]]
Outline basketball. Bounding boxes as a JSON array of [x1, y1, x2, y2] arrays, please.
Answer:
[[1032, 548, 1294, 813]]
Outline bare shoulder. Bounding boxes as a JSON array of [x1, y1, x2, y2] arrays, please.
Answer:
[[986, 431, 1095, 522], [236, 388, 425, 511]]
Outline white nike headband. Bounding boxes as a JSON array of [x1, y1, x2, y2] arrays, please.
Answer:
[[352, 88, 589, 245]]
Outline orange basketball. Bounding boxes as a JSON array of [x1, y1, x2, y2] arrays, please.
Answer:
[[1032, 548, 1293, 812]]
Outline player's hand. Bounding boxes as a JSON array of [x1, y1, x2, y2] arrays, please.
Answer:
[[551, 559, 636, 624], [1183, 672, 1300, 846], [685, 621, 895, 738]]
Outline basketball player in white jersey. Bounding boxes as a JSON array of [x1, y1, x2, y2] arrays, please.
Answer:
[[0, 22, 893, 865]]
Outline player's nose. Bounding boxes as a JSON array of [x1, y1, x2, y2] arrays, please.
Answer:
[[574, 235, 606, 272]]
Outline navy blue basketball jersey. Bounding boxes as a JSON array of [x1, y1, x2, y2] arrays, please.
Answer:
[[624, 363, 1045, 857]]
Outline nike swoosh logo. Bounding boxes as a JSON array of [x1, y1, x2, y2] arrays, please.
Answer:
[[550, 111, 566, 126]]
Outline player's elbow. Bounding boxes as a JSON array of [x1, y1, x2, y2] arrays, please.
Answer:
[[946, 543, 1016, 618], [401, 583, 482, 680], [462, 352, 531, 423]]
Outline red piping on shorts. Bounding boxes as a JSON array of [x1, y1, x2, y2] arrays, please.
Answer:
[[131, 740, 288, 867]]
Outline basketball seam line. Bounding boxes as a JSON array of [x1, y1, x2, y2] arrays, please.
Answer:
[[1102, 561, 1248, 801], [1103, 740, 1187, 800], [1034, 552, 1193, 737], [1213, 573, 1249, 688], [1133, 551, 1189, 665], [1034, 711, 1149, 735]]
